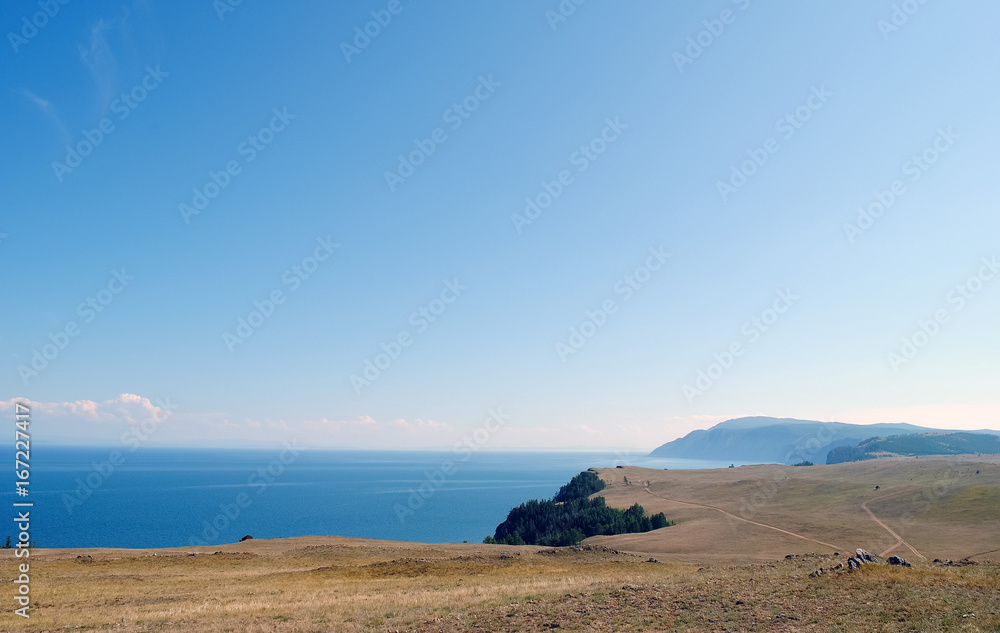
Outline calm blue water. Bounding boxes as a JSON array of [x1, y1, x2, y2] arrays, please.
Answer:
[[3, 446, 741, 549]]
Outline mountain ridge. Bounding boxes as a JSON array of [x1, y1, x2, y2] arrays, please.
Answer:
[[649, 416, 1000, 465]]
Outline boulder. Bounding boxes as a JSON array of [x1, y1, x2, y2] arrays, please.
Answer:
[[855, 548, 878, 563]]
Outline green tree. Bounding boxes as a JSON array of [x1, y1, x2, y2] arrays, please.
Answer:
[[554, 471, 606, 502]]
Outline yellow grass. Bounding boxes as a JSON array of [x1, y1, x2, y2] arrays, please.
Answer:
[[2, 455, 998, 631]]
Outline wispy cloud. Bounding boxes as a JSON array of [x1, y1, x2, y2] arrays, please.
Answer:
[[77, 18, 119, 112], [75, 0, 162, 117], [17, 87, 71, 143]]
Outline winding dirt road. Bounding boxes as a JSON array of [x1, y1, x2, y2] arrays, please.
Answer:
[[641, 486, 843, 551], [861, 496, 926, 560]]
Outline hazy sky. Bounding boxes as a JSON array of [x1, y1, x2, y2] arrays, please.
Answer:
[[3, 1, 998, 450]]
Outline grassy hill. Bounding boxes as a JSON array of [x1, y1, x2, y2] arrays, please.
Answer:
[[827, 432, 1000, 464], [6, 535, 1000, 632], [589, 454, 1000, 564]]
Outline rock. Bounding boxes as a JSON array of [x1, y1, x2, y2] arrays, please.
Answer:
[[855, 548, 878, 563], [848, 557, 862, 570], [832, 562, 844, 570], [647, 558, 659, 563], [808, 568, 824, 577], [240, 534, 254, 541], [887, 556, 911, 567]]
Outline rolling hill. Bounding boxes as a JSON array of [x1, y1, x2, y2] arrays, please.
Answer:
[[827, 431, 1000, 464], [589, 454, 1000, 564]]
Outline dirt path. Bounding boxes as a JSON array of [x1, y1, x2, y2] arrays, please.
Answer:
[[964, 547, 1000, 560], [861, 496, 926, 560], [641, 486, 843, 551]]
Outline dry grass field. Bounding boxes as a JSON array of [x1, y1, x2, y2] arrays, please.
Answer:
[[2, 455, 998, 632], [590, 454, 1000, 565]]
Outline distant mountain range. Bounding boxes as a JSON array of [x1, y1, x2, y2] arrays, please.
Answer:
[[827, 432, 1000, 464], [648, 416, 1000, 465]]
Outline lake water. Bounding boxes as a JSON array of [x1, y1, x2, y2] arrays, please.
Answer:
[[4, 446, 744, 549]]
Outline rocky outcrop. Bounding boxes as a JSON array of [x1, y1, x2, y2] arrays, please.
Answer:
[[855, 548, 879, 564]]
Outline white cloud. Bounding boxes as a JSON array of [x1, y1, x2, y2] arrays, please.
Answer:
[[0, 393, 169, 425]]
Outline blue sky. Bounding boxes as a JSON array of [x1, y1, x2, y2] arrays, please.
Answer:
[[2, 0, 999, 449]]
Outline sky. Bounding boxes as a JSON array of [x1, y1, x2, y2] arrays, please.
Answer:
[[2, 0, 999, 450]]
